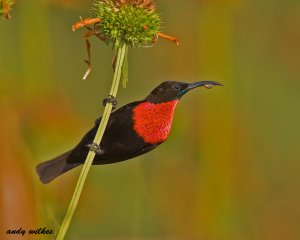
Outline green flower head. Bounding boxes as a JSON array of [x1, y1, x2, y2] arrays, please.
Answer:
[[93, 0, 160, 48]]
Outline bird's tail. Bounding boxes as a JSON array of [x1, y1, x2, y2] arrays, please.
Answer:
[[36, 150, 80, 184]]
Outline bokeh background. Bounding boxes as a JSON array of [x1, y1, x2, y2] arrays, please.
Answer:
[[1, 0, 300, 239]]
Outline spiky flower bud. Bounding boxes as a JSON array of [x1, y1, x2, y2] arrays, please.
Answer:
[[93, 0, 160, 48]]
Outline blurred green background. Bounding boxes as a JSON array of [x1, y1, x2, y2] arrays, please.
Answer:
[[1, 0, 300, 239]]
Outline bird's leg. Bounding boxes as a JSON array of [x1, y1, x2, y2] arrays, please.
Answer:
[[103, 95, 118, 110], [95, 95, 117, 125], [86, 143, 104, 155]]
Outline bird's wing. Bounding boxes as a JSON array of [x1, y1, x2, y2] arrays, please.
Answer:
[[66, 101, 145, 164]]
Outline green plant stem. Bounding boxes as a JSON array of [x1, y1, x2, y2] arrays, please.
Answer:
[[56, 43, 127, 240]]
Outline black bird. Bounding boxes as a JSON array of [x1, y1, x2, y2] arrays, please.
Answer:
[[36, 81, 222, 183]]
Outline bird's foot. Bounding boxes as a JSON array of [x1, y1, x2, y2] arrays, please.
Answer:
[[86, 143, 104, 155], [103, 95, 117, 110]]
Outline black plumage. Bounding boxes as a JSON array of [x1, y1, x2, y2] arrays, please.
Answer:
[[36, 81, 222, 184]]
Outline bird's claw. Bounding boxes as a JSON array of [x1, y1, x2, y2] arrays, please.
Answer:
[[86, 143, 104, 154], [103, 95, 117, 110]]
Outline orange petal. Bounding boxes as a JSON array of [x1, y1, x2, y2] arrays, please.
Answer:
[[157, 32, 179, 46], [72, 17, 101, 31]]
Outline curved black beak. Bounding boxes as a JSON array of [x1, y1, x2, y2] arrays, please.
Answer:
[[186, 81, 223, 91], [177, 80, 223, 98]]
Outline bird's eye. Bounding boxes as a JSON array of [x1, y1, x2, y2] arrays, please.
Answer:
[[174, 84, 181, 90]]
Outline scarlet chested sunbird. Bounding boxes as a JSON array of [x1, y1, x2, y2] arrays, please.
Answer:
[[36, 81, 222, 183]]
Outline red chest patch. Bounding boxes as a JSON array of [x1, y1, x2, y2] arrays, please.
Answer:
[[132, 100, 178, 144]]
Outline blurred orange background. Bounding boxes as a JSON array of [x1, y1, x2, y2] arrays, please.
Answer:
[[1, 0, 300, 239]]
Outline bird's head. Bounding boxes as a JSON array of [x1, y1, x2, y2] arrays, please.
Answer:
[[145, 80, 223, 103]]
